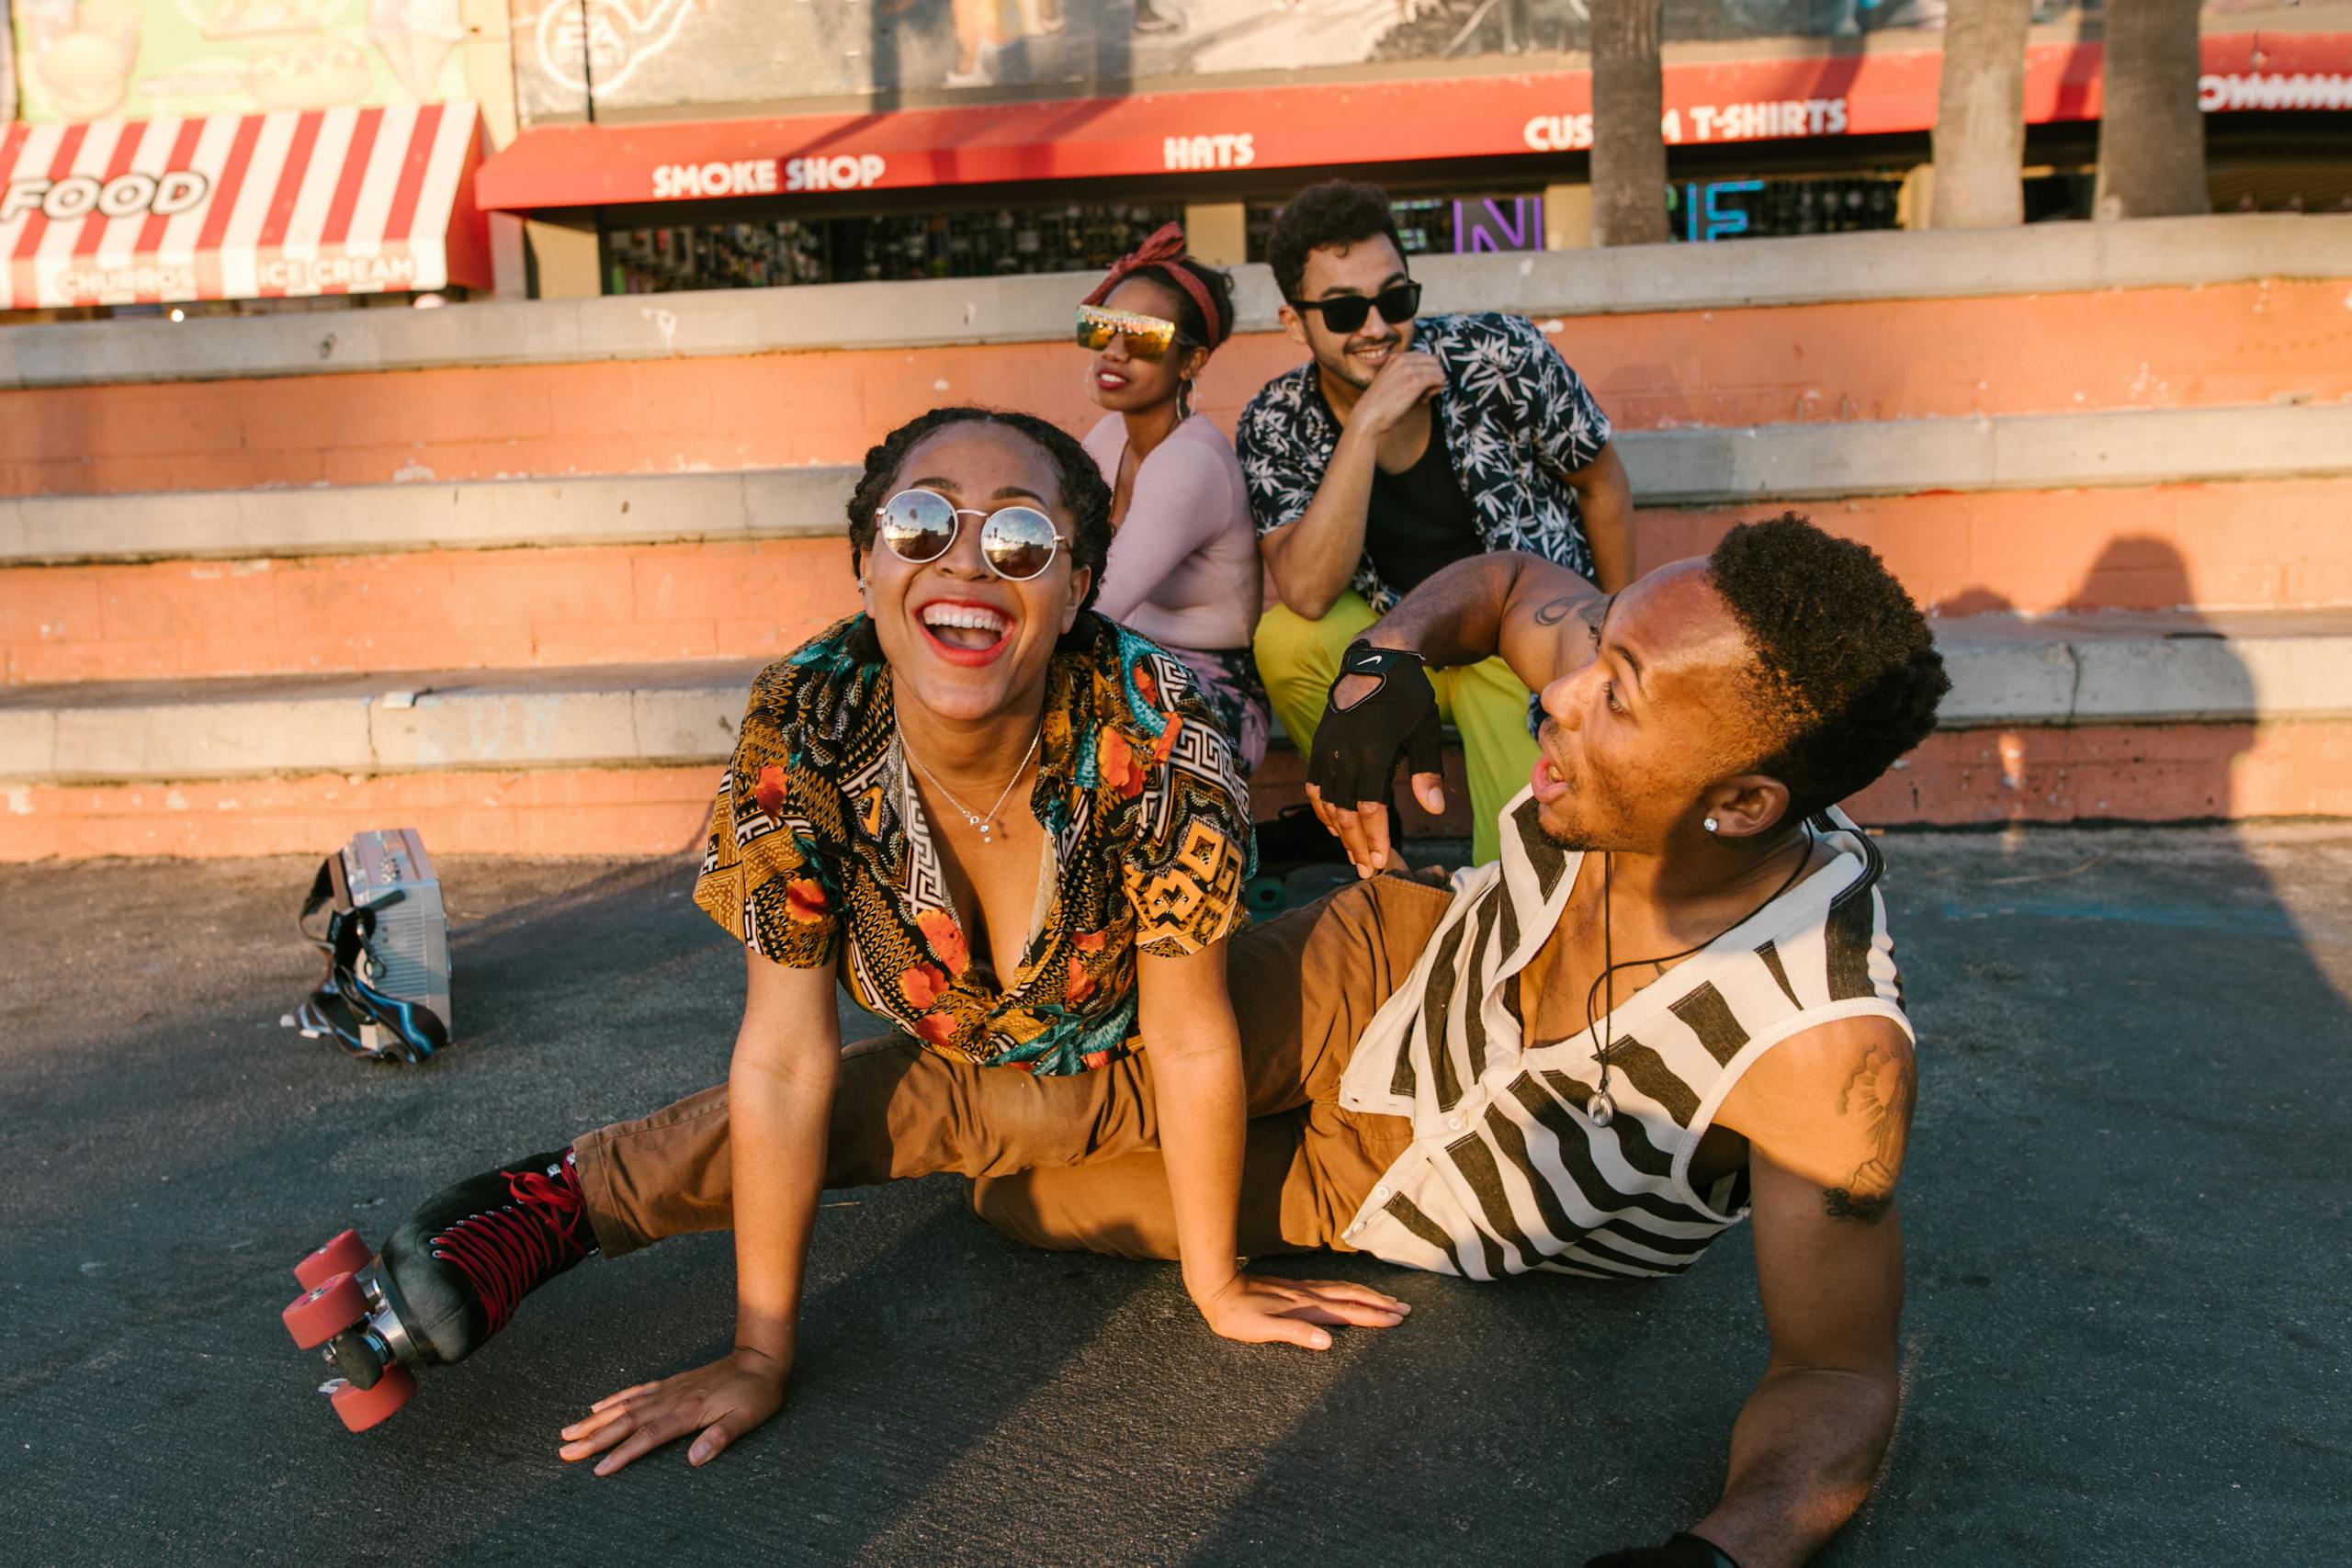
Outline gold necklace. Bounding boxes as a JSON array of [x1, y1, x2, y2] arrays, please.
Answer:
[[900, 723, 1042, 844]]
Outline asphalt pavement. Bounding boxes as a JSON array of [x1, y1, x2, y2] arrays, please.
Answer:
[[1, 825, 2346, 1565]]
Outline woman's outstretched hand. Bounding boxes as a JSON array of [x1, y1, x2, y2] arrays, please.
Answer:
[[558, 1347, 790, 1475], [1193, 1271, 1413, 1351]]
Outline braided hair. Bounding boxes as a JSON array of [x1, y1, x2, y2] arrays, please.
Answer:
[[845, 407, 1114, 617]]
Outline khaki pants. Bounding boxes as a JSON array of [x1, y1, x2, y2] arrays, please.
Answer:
[[1253, 591, 1540, 868], [571, 874, 1456, 1263]]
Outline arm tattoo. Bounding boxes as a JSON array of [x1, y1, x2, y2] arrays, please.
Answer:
[[1532, 593, 1607, 642], [1823, 1188, 1894, 1224], [1821, 1043, 1915, 1226]]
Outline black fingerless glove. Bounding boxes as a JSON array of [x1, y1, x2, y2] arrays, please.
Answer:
[[1583, 1532, 1744, 1568], [1305, 641, 1442, 808]]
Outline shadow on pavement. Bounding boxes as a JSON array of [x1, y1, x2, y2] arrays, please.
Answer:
[[3, 539, 2347, 1568]]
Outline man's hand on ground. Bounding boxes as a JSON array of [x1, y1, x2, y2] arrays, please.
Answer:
[[558, 1346, 789, 1474], [1583, 1532, 1743, 1568], [1193, 1271, 1412, 1351]]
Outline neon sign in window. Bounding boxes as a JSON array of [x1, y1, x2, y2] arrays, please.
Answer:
[[1682, 180, 1765, 243]]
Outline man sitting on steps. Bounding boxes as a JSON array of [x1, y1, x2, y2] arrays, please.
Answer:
[[1238, 177, 1635, 867]]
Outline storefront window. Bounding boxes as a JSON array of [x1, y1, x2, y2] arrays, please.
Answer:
[[1668, 175, 1905, 241], [1243, 194, 1545, 262], [1666, 170, 2089, 239], [603, 202, 1185, 293]]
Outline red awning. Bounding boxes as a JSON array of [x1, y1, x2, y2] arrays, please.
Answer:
[[0, 102, 490, 310], [473, 31, 2345, 214]]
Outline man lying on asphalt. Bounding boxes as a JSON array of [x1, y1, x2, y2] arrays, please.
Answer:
[[970, 513, 1950, 1567]]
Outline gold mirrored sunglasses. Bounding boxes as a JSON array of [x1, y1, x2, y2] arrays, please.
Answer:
[[1075, 303, 1194, 362]]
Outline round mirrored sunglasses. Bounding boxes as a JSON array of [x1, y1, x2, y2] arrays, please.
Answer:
[[875, 489, 1070, 582]]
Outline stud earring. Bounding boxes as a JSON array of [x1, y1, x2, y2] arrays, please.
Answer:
[[1703, 817, 1720, 833]]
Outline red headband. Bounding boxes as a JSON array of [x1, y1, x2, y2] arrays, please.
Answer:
[[1084, 221, 1227, 350]]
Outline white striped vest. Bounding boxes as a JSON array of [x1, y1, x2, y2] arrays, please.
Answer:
[[1336, 790, 1912, 1280]]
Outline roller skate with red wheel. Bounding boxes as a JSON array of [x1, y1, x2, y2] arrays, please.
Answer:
[[278, 1148, 594, 1431]]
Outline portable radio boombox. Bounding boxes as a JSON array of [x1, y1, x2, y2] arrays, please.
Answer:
[[289, 829, 453, 1064]]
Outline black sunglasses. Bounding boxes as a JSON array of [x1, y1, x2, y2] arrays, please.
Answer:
[[1289, 280, 1422, 335]]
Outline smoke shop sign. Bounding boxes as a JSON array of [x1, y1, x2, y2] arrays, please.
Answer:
[[651, 159, 778, 198], [650, 153, 886, 199]]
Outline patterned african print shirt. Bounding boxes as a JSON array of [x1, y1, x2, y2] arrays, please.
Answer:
[[1235, 310, 1613, 612], [691, 613, 1253, 1077]]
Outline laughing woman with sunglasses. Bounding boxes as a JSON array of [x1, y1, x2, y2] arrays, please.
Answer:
[[1076, 224, 1271, 771], [300, 407, 1408, 1469]]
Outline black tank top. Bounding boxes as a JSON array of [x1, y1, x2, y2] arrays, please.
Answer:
[[1364, 421, 1484, 594]]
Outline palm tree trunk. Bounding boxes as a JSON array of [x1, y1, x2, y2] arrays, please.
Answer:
[[2095, 0, 2210, 219], [1930, 0, 2032, 228], [1590, 0, 1668, 247]]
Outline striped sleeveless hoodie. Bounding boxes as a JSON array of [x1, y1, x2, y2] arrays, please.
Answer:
[[1336, 789, 1911, 1280]]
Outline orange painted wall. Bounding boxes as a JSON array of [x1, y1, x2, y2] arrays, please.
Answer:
[[1636, 478, 2352, 616], [0, 538, 861, 684], [4, 280, 2343, 498], [6, 272, 2345, 853]]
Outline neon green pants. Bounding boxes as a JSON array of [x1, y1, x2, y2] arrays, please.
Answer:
[[1254, 592, 1538, 867]]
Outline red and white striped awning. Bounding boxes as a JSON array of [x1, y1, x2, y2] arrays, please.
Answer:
[[0, 102, 490, 311]]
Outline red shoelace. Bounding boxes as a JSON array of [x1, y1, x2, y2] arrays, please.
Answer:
[[428, 1161, 589, 1337]]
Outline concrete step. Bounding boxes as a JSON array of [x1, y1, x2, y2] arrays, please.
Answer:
[[4, 609, 2347, 858], [0, 660, 764, 784], [13, 217, 2339, 391], [11, 275, 2341, 498], [6, 404, 2347, 686], [4, 219, 2344, 502], [11, 405, 2346, 566], [6, 610, 2345, 785]]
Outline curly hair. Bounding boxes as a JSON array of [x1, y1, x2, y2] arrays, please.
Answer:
[[1121, 257, 1237, 352], [1708, 513, 1951, 823], [844, 407, 1114, 615], [1265, 179, 1405, 302]]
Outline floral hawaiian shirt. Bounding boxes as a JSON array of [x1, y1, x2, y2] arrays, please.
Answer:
[[1234, 310, 1613, 612], [691, 613, 1253, 1076]]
